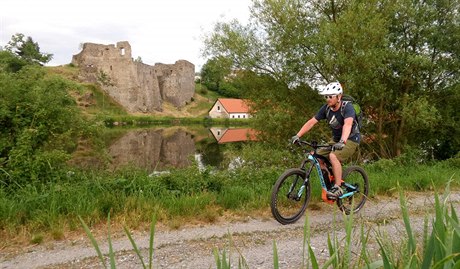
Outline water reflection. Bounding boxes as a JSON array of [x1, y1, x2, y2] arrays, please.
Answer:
[[108, 128, 196, 172], [73, 127, 258, 172], [209, 127, 258, 144]]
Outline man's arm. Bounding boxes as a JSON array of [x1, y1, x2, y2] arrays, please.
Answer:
[[297, 117, 318, 137], [340, 117, 354, 142]]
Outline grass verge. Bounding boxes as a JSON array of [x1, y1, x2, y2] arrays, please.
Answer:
[[0, 144, 458, 247]]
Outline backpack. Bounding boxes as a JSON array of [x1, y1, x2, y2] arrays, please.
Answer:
[[326, 94, 363, 131]]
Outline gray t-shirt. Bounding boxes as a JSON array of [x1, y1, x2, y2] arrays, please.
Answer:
[[314, 102, 361, 143]]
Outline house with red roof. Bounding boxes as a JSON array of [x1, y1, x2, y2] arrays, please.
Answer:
[[208, 98, 252, 119]]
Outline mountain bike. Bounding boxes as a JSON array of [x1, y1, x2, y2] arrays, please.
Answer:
[[270, 140, 369, 225]]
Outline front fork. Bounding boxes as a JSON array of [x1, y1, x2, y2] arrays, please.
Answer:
[[291, 160, 315, 200]]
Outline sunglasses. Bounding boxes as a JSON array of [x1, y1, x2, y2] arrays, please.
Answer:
[[324, 95, 337, 99]]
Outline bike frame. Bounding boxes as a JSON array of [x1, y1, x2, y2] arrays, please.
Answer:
[[298, 148, 358, 200]]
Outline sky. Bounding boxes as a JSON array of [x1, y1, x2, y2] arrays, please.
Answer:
[[0, 0, 252, 71]]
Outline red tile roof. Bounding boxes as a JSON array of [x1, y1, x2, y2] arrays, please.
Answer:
[[218, 98, 250, 113]]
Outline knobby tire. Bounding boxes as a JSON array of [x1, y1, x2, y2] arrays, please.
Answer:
[[270, 168, 311, 225], [337, 165, 369, 214]]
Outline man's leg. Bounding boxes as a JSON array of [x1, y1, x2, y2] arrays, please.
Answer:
[[327, 141, 359, 199], [329, 152, 342, 186]]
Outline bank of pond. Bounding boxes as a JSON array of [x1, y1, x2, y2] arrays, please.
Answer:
[[0, 126, 459, 244]]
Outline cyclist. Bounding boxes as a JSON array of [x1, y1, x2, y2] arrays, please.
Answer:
[[291, 82, 360, 200]]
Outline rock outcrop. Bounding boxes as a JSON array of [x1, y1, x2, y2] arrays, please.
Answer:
[[71, 41, 195, 113]]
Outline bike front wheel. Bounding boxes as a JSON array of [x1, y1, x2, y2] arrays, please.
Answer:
[[337, 166, 369, 214], [271, 168, 311, 225]]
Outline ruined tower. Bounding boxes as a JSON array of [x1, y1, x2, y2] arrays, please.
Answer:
[[71, 41, 195, 113]]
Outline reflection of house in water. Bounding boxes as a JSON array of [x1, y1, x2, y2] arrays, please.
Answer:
[[209, 127, 258, 144]]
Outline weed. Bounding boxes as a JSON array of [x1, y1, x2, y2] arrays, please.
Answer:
[[30, 233, 44, 244]]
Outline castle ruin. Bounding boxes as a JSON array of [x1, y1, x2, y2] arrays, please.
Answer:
[[71, 41, 195, 113]]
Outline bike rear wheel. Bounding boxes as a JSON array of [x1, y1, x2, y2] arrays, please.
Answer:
[[337, 166, 369, 214], [271, 168, 311, 224]]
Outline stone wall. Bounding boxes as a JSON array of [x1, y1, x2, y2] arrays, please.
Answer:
[[71, 41, 195, 113]]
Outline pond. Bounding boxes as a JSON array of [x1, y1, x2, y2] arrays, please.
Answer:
[[73, 126, 258, 173]]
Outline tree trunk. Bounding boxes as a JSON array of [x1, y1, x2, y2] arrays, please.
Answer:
[[377, 99, 386, 158]]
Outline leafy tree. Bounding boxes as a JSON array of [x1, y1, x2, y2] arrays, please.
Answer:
[[203, 0, 460, 159], [5, 33, 53, 65], [0, 55, 84, 186], [0, 50, 28, 72], [200, 56, 233, 92]]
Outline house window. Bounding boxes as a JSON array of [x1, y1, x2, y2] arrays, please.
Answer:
[[238, 115, 240, 118], [217, 106, 220, 111], [243, 115, 246, 118], [232, 115, 235, 118], [217, 131, 221, 135], [121, 48, 125, 56]]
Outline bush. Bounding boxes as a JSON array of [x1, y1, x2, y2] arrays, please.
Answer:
[[0, 63, 85, 186]]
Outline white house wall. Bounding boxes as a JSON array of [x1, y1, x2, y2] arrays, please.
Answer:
[[228, 113, 251, 119], [209, 101, 229, 118]]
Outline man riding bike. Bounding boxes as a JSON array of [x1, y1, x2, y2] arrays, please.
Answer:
[[291, 82, 361, 200]]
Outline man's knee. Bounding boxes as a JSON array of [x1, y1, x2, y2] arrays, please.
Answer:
[[329, 152, 340, 163]]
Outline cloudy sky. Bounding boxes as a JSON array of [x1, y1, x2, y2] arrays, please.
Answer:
[[0, 0, 251, 70]]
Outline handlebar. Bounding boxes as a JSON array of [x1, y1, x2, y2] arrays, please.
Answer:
[[294, 140, 333, 151]]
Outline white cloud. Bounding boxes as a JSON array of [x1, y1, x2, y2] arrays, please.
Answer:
[[0, 0, 251, 70]]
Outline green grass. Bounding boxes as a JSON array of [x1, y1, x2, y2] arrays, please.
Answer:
[[0, 144, 458, 246]]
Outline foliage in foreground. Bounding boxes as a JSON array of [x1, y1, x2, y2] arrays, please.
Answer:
[[81, 185, 460, 268], [214, 185, 460, 268]]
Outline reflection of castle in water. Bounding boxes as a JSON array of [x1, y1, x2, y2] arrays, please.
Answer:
[[100, 127, 258, 172], [209, 127, 258, 144], [108, 128, 196, 172]]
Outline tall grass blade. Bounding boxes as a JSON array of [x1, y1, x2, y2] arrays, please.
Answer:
[[359, 224, 371, 267], [213, 248, 222, 269], [107, 213, 116, 269], [123, 226, 147, 268], [450, 204, 460, 264], [321, 252, 338, 269], [222, 249, 229, 269], [148, 214, 157, 269], [326, 233, 338, 268], [344, 209, 354, 268], [273, 240, 279, 269], [431, 254, 460, 269], [302, 214, 309, 269], [376, 237, 392, 269], [78, 216, 107, 269], [398, 186, 416, 255], [433, 191, 448, 264], [307, 244, 319, 269], [364, 260, 384, 269], [421, 230, 435, 269]]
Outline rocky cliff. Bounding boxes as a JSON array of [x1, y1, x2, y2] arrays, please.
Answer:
[[71, 41, 195, 113]]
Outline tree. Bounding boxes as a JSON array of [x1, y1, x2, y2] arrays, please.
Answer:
[[203, 0, 460, 159], [0, 56, 83, 186], [5, 33, 53, 65], [200, 56, 233, 92]]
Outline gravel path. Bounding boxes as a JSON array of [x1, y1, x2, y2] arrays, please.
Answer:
[[1, 191, 459, 269]]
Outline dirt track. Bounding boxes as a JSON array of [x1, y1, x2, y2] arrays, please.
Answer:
[[1, 191, 459, 269]]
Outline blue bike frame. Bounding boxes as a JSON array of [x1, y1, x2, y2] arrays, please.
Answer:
[[298, 153, 358, 200]]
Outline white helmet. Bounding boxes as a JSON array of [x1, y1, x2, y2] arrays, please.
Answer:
[[319, 82, 343, 95]]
